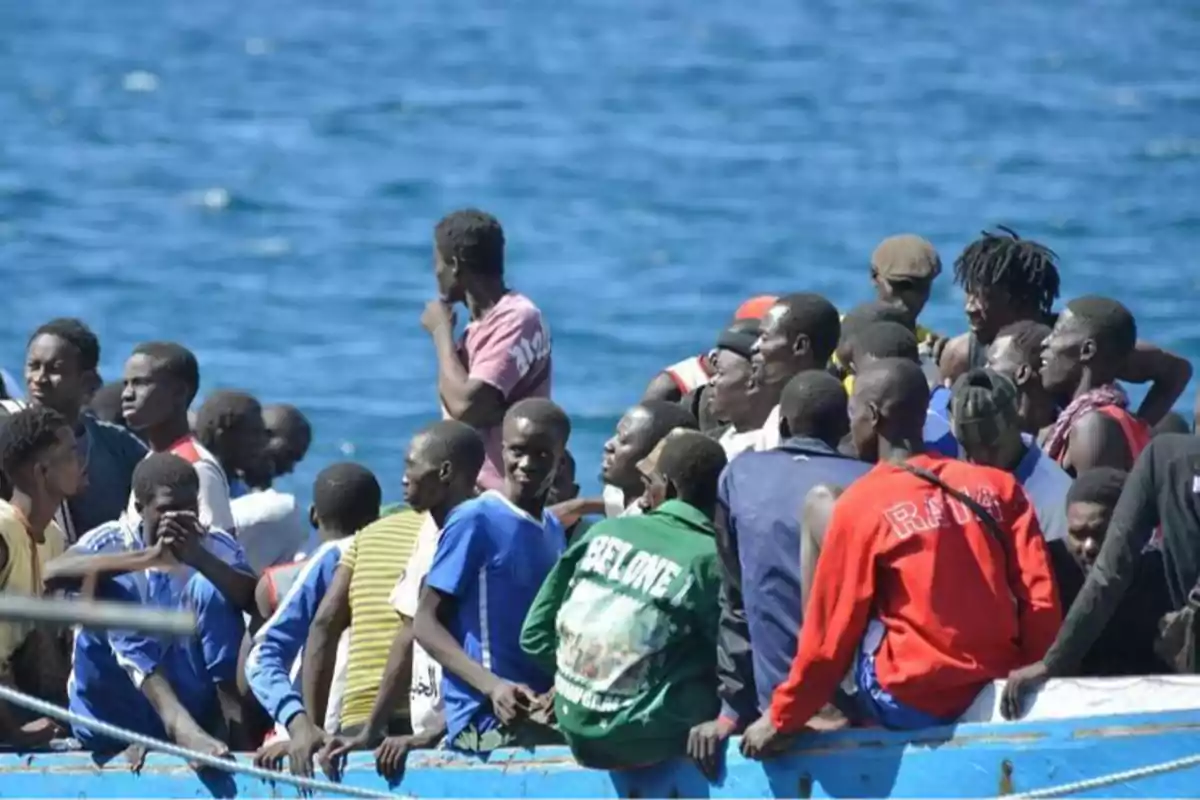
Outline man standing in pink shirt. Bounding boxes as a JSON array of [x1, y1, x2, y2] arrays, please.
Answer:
[[420, 209, 552, 491]]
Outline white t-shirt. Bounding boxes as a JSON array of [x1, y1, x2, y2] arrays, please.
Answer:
[[751, 404, 783, 453], [388, 515, 444, 738], [232, 489, 309, 575], [126, 436, 236, 533]]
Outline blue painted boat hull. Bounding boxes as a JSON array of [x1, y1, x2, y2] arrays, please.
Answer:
[[1, 708, 1198, 798]]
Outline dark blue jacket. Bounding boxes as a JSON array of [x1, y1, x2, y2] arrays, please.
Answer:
[[714, 437, 871, 724]]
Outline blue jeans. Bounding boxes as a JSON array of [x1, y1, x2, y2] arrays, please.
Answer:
[[854, 650, 954, 730]]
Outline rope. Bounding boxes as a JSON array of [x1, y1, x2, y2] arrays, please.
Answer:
[[1006, 751, 1200, 798], [0, 683, 394, 799]]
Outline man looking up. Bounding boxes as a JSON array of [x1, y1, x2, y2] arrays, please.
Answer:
[[691, 370, 869, 769], [420, 209, 552, 491], [121, 342, 237, 533], [749, 293, 842, 451], [986, 320, 1058, 436], [600, 401, 698, 517], [0, 407, 80, 747], [24, 318, 147, 539], [415, 398, 569, 754], [742, 359, 1060, 754], [1041, 296, 1150, 475], [708, 319, 776, 458], [195, 390, 272, 503], [521, 431, 727, 771]]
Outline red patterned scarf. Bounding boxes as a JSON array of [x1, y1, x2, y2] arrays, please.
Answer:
[[1044, 383, 1131, 463]]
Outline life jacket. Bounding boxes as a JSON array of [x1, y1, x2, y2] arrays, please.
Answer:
[[261, 559, 305, 614], [663, 355, 713, 395]]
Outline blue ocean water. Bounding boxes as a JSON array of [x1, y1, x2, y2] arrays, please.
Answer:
[[2, 0, 1199, 505]]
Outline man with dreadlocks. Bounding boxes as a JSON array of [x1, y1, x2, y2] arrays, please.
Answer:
[[940, 228, 1192, 426], [939, 227, 1061, 385]]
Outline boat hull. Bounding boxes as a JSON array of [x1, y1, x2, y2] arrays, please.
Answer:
[[1, 707, 1198, 798]]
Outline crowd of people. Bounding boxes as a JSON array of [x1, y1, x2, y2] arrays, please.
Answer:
[[2, 208, 1200, 787]]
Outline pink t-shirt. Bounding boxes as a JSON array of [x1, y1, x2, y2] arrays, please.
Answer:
[[449, 292, 552, 490]]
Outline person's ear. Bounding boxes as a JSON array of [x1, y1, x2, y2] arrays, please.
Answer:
[[792, 333, 812, 359], [438, 460, 453, 483], [779, 416, 793, 440], [1014, 363, 1033, 388], [309, 504, 319, 530], [1079, 337, 1097, 363], [868, 401, 882, 429]]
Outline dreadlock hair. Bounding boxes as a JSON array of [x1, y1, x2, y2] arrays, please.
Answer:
[[1065, 295, 1138, 360], [194, 391, 263, 452], [132, 341, 201, 404], [657, 430, 727, 511], [1067, 467, 1127, 510], [994, 320, 1052, 368], [312, 462, 382, 534], [132, 452, 200, 506], [29, 318, 100, 372], [953, 226, 1060, 318], [0, 406, 68, 478], [434, 209, 505, 277], [505, 398, 572, 446]]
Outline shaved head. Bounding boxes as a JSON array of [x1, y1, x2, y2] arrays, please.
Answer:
[[849, 358, 930, 462]]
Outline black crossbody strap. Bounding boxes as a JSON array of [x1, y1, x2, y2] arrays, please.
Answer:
[[895, 462, 1009, 565]]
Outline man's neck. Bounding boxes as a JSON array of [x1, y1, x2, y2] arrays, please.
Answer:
[[998, 439, 1029, 473], [431, 489, 474, 528], [319, 526, 356, 543], [1070, 368, 1113, 403], [141, 416, 192, 453], [464, 280, 509, 322], [10, 489, 56, 543], [878, 435, 925, 465], [503, 482, 547, 519]]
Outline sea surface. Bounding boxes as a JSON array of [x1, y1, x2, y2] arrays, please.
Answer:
[[2, 0, 1199, 505]]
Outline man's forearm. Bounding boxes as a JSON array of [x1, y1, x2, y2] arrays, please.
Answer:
[[141, 672, 209, 744], [43, 550, 159, 590], [361, 623, 416, 741], [187, 548, 255, 612], [415, 613, 500, 697], [431, 326, 472, 418]]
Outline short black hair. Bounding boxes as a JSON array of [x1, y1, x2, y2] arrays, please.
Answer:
[[434, 209, 505, 277], [195, 391, 263, 450], [414, 420, 487, 481], [994, 320, 1052, 367], [505, 398, 571, 444], [953, 227, 1060, 317], [855, 358, 931, 425], [638, 400, 700, 445], [132, 341, 201, 404], [132, 452, 200, 505], [1067, 467, 1127, 509], [852, 321, 919, 364], [840, 301, 914, 347], [779, 371, 848, 444], [775, 293, 842, 365], [313, 462, 382, 533], [30, 318, 100, 372], [0, 406, 68, 477], [1065, 295, 1138, 359], [657, 430, 727, 509]]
